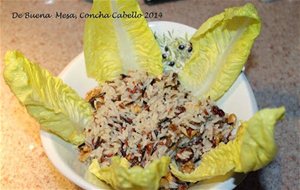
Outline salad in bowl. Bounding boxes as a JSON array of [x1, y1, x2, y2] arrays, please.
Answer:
[[3, 0, 285, 190]]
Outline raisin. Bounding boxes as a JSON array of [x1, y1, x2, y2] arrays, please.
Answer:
[[88, 97, 96, 109], [175, 106, 186, 115], [120, 73, 129, 79], [212, 105, 225, 117], [150, 78, 157, 85], [77, 143, 85, 150], [120, 116, 132, 124]]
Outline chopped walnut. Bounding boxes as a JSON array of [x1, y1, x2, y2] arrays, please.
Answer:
[[85, 88, 102, 101], [181, 161, 195, 173], [79, 145, 92, 162]]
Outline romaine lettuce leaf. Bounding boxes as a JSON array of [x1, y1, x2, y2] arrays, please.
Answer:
[[84, 0, 162, 83], [171, 107, 285, 182], [89, 156, 170, 190], [179, 3, 261, 100], [3, 51, 93, 145]]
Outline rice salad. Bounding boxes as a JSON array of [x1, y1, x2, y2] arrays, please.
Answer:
[[79, 71, 239, 189]]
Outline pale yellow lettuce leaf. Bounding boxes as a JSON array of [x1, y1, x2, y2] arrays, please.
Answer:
[[171, 107, 285, 182], [3, 51, 93, 145], [89, 156, 170, 190], [179, 3, 261, 100], [84, 0, 162, 83]]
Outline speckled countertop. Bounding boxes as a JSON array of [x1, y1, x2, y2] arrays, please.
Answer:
[[0, 0, 299, 189]]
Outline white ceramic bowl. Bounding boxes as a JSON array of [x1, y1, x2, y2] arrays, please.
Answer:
[[40, 21, 258, 190]]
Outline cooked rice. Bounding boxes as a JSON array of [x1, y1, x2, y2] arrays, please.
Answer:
[[80, 70, 238, 189]]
